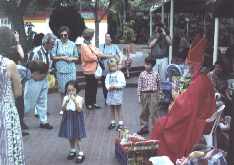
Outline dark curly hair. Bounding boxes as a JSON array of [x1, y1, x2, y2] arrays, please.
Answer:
[[33, 33, 45, 47], [58, 26, 70, 36], [0, 26, 17, 59], [65, 80, 80, 95]]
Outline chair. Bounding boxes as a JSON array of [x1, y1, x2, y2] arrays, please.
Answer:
[[203, 104, 225, 147]]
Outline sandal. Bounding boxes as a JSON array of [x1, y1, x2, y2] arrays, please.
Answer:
[[75, 152, 85, 163], [67, 151, 76, 160]]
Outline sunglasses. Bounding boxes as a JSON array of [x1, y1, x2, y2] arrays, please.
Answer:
[[60, 33, 68, 37]]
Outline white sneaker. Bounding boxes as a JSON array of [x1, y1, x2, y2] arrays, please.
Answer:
[[59, 111, 63, 115]]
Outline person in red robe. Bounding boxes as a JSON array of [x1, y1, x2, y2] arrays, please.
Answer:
[[150, 35, 216, 162]]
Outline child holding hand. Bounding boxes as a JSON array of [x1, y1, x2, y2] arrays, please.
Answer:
[[58, 80, 86, 163]]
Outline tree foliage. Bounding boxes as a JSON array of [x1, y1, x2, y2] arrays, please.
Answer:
[[0, 0, 155, 45]]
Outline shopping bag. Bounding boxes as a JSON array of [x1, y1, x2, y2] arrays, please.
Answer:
[[95, 63, 102, 79], [48, 74, 56, 89]]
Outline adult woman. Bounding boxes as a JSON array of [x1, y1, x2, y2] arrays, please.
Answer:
[[0, 27, 25, 165], [80, 28, 107, 109], [14, 30, 30, 135], [52, 26, 79, 114]]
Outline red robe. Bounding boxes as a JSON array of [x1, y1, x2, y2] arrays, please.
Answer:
[[150, 73, 216, 162]]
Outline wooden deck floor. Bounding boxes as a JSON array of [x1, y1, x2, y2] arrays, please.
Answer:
[[23, 88, 141, 165]]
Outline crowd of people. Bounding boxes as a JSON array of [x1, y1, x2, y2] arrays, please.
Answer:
[[0, 16, 233, 165], [0, 24, 129, 164]]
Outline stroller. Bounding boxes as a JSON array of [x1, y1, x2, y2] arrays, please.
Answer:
[[159, 64, 184, 109]]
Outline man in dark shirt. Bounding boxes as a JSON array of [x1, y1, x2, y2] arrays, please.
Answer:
[[149, 23, 172, 81]]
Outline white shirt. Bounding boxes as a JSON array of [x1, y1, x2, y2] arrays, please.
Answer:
[[105, 70, 126, 90], [62, 95, 84, 111]]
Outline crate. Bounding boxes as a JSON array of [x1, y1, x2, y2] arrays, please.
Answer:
[[115, 139, 159, 165]]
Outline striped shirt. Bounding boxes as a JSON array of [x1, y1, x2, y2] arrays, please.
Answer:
[[27, 46, 52, 69], [137, 70, 160, 96]]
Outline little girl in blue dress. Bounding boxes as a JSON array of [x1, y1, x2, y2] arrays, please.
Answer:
[[105, 58, 126, 130], [58, 80, 86, 163]]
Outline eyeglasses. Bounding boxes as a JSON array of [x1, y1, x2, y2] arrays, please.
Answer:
[[60, 33, 68, 37]]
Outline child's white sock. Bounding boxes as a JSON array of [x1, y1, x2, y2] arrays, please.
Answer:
[[111, 120, 116, 124], [70, 148, 76, 153], [79, 151, 84, 156], [118, 121, 124, 125]]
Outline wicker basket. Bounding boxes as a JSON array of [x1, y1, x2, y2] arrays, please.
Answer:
[[115, 139, 159, 165]]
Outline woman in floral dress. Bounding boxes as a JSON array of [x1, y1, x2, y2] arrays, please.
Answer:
[[0, 26, 25, 165], [51, 26, 79, 114]]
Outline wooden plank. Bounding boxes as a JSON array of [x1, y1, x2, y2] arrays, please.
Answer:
[[23, 88, 141, 165]]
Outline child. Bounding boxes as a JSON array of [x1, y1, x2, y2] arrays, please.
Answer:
[[27, 60, 49, 81], [24, 60, 53, 129], [123, 47, 133, 79], [137, 57, 160, 135], [105, 58, 126, 130], [58, 80, 86, 163]]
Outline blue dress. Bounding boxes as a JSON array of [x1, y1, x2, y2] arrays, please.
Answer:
[[0, 55, 25, 165], [52, 40, 79, 93], [58, 95, 86, 139]]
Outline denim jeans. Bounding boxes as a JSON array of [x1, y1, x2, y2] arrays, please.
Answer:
[[24, 78, 48, 124], [153, 57, 168, 81]]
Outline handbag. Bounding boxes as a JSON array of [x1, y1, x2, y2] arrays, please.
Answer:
[[48, 73, 56, 89], [87, 44, 103, 79], [95, 63, 102, 79]]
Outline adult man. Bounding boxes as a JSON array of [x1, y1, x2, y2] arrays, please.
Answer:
[[24, 33, 56, 129], [149, 23, 172, 81], [150, 36, 215, 162], [99, 33, 123, 102]]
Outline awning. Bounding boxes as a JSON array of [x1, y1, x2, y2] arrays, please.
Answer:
[[152, 0, 234, 16], [151, 0, 210, 13]]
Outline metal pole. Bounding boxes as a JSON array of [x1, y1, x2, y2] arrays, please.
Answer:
[[95, 0, 99, 46], [213, 17, 219, 64], [150, 9, 153, 37], [161, 2, 165, 24], [186, 22, 189, 38], [169, 0, 174, 64]]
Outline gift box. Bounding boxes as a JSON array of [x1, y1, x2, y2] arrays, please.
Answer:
[[115, 138, 159, 165]]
